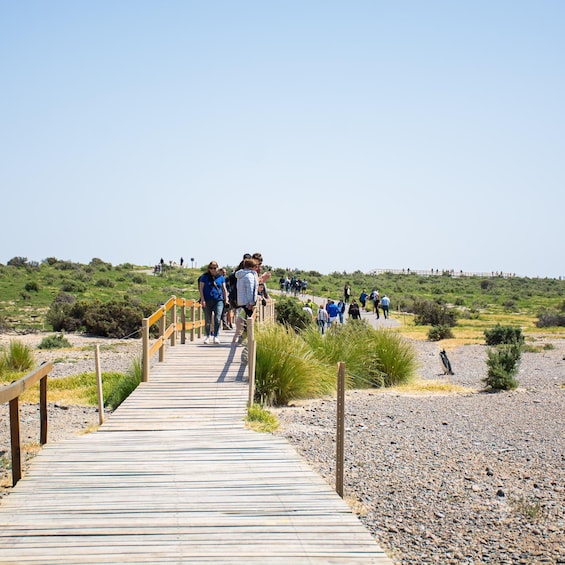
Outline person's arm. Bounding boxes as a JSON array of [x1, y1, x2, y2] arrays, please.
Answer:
[[199, 279, 206, 307]]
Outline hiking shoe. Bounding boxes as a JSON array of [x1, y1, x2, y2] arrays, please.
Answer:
[[213, 337, 221, 344], [203, 336, 211, 344]]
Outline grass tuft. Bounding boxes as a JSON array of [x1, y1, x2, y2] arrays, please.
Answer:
[[246, 404, 279, 433]]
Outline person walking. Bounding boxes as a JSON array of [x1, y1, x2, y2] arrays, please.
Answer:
[[326, 300, 340, 328], [359, 289, 368, 310], [232, 257, 259, 344], [381, 294, 390, 319], [348, 299, 361, 320], [337, 300, 346, 324], [343, 283, 351, 303], [198, 261, 228, 344], [316, 305, 328, 335]]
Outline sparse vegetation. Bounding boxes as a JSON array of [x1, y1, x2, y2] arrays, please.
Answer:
[[484, 324, 524, 346], [483, 343, 522, 391], [246, 403, 279, 432], [0, 340, 35, 375], [428, 324, 454, 341], [38, 333, 72, 349]]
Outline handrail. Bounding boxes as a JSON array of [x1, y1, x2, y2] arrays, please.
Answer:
[[142, 297, 205, 382], [141, 295, 276, 383], [0, 361, 53, 486]]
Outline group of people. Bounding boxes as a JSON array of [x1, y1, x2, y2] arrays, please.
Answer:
[[358, 288, 391, 319], [198, 253, 270, 345], [309, 285, 392, 335], [280, 275, 308, 295]]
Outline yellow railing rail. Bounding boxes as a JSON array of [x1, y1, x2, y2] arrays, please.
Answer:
[[142, 296, 205, 382]]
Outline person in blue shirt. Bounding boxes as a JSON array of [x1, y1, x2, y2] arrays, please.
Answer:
[[326, 300, 340, 328], [198, 261, 228, 344]]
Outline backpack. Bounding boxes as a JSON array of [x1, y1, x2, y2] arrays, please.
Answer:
[[227, 272, 238, 308]]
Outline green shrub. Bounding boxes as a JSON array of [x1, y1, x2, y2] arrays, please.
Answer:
[[60, 280, 87, 293], [103, 358, 142, 409], [246, 404, 279, 432], [484, 324, 524, 346], [412, 298, 457, 327], [536, 311, 565, 328], [302, 320, 417, 388], [255, 323, 335, 405], [7, 256, 28, 267], [274, 295, 312, 331], [47, 297, 149, 338], [95, 278, 115, 288], [24, 281, 40, 292], [47, 298, 86, 332], [0, 340, 35, 373], [38, 333, 72, 349], [83, 299, 148, 338], [428, 325, 454, 341], [483, 343, 522, 391]]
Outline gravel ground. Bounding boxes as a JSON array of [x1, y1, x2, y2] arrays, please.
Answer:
[[273, 337, 565, 565], [2, 331, 564, 564]]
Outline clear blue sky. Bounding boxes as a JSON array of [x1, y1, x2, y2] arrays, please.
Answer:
[[2, 1, 563, 277]]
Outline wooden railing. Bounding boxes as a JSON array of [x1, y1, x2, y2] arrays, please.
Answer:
[[141, 295, 276, 383], [0, 362, 53, 486], [142, 296, 205, 382]]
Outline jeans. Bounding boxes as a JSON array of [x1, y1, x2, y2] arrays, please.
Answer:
[[204, 300, 224, 337]]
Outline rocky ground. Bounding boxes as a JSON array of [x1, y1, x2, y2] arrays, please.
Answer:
[[273, 337, 565, 564], [1, 331, 564, 564]]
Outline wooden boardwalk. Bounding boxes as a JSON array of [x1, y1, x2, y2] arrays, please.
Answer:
[[0, 338, 391, 564]]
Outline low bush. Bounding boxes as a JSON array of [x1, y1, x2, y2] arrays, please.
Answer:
[[536, 311, 565, 328], [274, 295, 312, 331], [38, 334, 72, 349], [484, 324, 524, 346], [95, 278, 115, 288], [412, 298, 457, 327], [47, 297, 150, 338], [24, 281, 40, 292], [0, 340, 35, 374], [483, 343, 522, 391], [83, 300, 149, 338], [428, 325, 454, 341], [246, 404, 279, 432]]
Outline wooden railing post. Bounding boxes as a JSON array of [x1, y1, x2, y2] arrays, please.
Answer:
[[336, 362, 345, 498], [142, 317, 150, 382], [171, 296, 177, 346], [159, 305, 166, 362], [247, 318, 257, 406], [40, 375, 48, 444], [9, 397, 22, 486], [180, 299, 187, 344], [94, 344, 104, 425]]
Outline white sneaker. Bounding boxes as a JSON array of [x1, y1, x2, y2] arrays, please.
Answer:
[[203, 336, 210, 344], [213, 337, 221, 344]]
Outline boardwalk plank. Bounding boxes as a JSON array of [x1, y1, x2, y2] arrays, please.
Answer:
[[0, 338, 391, 564]]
